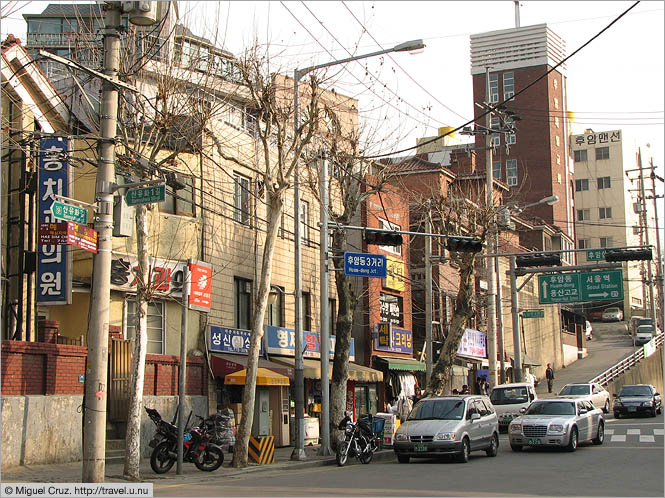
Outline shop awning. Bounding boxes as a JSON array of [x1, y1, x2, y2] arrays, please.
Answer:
[[508, 352, 541, 367], [375, 356, 426, 372], [270, 357, 383, 382], [224, 368, 290, 386], [209, 352, 294, 379]]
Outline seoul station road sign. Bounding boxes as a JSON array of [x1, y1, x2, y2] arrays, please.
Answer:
[[538, 269, 623, 304]]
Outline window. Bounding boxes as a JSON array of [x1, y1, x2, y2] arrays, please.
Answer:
[[574, 150, 587, 162], [300, 201, 310, 245], [301, 291, 312, 332], [492, 161, 501, 181], [379, 218, 402, 256], [126, 300, 164, 354], [596, 147, 610, 160], [489, 74, 499, 103], [555, 135, 560, 147], [575, 179, 589, 192], [554, 116, 560, 128], [490, 116, 500, 146], [503, 72, 514, 100], [234, 278, 252, 330], [600, 237, 613, 248], [599, 207, 612, 219], [267, 287, 283, 327], [506, 133, 516, 145], [159, 175, 195, 216], [234, 174, 251, 225], [553, 97, 559, 110], [578, 239, 588, 249], [506, 159, 518, 186], [597, 177, 611, 189], [577, 209, 590, 221]]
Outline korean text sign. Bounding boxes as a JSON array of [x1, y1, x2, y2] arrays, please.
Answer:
[[37, 137, 71, 304], [265, 325, 355, 361], [188, 260, 212, 312], [373, 324, 413, 354], [209, 326, 263, 355], [456, 328, 487, 359]]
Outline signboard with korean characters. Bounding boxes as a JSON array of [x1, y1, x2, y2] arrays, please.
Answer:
[[209, 326, 263, 355], [344, 252, 386, 278], [110, 254, 187, 296], [265, 325, 355, 361], [37, 137, 72, 305], [187, 259, 212, 312], [573, 130, 621, 147], [456, 328, 487, 359], [373, 323, 413, 354]]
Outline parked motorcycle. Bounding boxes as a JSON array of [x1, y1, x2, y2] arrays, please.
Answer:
[[335, 413, 384, 466], [145, 407, 224, 474]]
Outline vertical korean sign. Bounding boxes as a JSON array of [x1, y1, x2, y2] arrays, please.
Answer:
[[38, 137, 72, 304], [188, 259, 212, 312]]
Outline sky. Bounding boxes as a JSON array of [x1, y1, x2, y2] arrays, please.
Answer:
[[2, 1, 664, 187]]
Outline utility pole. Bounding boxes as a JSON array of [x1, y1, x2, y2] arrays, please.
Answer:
[[495, 231, 506, 383], [177, 265, 190, 474], [649, 158, 663, 330], [509, 255, 523, 383], [83, 2, 120, 482], [425, 206, 433, 385], [638, 148, 656, 321], [484, 67, 498, 390]]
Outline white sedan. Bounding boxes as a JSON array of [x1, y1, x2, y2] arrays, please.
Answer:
[[556, 383, 611, 413]]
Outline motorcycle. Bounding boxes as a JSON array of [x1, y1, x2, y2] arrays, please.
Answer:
[[335, 413, 383, 467], [145, 407, 224, 474]]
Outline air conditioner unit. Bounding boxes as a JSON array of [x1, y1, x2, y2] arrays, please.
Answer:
[[634, 202, 643, 213]]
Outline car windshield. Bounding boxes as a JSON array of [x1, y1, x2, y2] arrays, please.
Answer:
[[408, 399, 464, 421], [559, 385, 590, 396], [637, 325, 654, 333], [526, 401, 575, 416], [605, 308, 619, 313], [490, 387, 529, 405], [619, 386, 652, 397], [637, 319, 653, 326]]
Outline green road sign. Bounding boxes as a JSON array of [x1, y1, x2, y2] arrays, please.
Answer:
[[51, 200, 88, 225], [125, 184, 165, 206], [523, 310, 544, 318], [586, 249, 606, 261], [538, 269, 623, 304]]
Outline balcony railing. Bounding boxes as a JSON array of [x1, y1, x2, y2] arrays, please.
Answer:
[[27, 32, 101, 47]]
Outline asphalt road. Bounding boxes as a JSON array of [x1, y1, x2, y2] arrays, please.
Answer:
[[154, 412, 664, 497]]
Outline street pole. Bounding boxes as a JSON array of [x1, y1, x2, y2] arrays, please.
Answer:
[[649, 159, 663, 329], [425, 207, 433, 385], [82, 2, 120, 482], [495, 231, 506, 384], [485, 68, 498, 389], [291, 69, 307, 462], [318, 154, 332, 456], [509, 255, 523, 383], [638, 148, 656, 321], [177, 264, 190, 474]]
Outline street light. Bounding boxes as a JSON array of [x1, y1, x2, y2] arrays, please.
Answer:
[[292, 39, 425, 460], [506, 195, 560, 384]]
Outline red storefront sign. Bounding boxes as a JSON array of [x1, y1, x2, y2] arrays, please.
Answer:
[[188, 259, 212, 312], [67, 221, 97, 253]]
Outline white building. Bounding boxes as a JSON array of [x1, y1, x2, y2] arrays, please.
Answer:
[[571, 128, 659, 318]]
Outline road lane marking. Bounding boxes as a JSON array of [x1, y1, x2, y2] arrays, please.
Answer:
[[654, 429, 664, 435], [606, 421, 663, 425], [610, 435, 626, 442], [626, 429, 640, 435], [605, 429, 614, 435], [640, 435, 655, 442]]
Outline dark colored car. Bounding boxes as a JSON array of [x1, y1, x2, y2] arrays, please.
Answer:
[[589, 310, 603, 321], [613, 384, 662, 418]]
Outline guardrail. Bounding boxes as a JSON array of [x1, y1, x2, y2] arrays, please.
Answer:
[[590, 332, 664, 386]]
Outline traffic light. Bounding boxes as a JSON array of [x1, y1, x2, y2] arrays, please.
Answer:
[[445, 237, 483, 253], [605, 248, 652, 262], [516, 253, 561, 268], [364, 229, 403, 246]]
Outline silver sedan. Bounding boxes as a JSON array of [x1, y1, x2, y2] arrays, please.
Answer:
[[508, 398, 605, 452]]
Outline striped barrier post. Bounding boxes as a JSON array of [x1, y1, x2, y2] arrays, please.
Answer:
[[248, 436, 275, 464]]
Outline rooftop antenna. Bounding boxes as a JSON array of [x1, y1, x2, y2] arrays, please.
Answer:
[[514, 0, 521, 28]]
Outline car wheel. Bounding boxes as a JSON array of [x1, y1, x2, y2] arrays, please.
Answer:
[[485, 433, 499, 457], [603, 399, 610, 414], [593, 422, 604, 445], [510, 443, 523, 452], [456, 437, 470, 463], [397, 454, 410, 464], [566, 426, 578, 452]]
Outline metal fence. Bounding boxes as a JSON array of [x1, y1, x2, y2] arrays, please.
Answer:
[[590, 332, 664, 386]]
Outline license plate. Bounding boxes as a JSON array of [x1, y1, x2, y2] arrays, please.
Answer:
[[528, 438, 541, 445], [414, 443, 428, 452], [628, 407, 637, 412]]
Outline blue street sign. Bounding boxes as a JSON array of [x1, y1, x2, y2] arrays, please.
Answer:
[[344, 252, 387, 278]]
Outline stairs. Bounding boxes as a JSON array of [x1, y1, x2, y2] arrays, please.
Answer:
[[106, 421, 126, 464]]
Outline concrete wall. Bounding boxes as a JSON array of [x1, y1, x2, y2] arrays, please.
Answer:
[[605, 348, 664, 396], [1, 394, 206, 469]]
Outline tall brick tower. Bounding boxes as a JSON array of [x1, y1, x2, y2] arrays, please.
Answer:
[[470, 24, 575, 253]]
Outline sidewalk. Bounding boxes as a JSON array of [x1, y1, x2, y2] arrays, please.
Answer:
[[536, 321, 636, 398], [1, 444, 395, 484]]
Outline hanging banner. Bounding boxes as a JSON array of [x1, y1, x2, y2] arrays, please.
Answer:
[[188, 259, 212, 312], [110, 254, 187, 296], [37, 137, 72, 304]]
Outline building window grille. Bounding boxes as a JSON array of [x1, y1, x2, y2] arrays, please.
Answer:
[[596, 147, 610, 160]]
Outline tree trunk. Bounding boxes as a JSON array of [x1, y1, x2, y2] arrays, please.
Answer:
[[428, 253, 477, 395], [329, 227, 355, 449], [232, 193, 283, 468], [123, 204, 150, 480]]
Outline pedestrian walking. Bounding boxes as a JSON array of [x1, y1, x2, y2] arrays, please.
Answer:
[[545, 363, 555, 393]]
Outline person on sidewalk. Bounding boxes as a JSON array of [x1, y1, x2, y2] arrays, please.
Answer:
[[545, 363, 555, 393]]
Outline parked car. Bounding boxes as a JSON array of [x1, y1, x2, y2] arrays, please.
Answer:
[[585, 321, 593, 341], [489, 383, 537, 433], [628, 316, 649, 336], [602, 307, 624, 322], [508, 398, 604, 452], [613, 384, 662, 418], [393, 395, 499, 463], [634, 324, 655, 345], [556, 383, 611, 413], [589, 309, 603, 321]]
